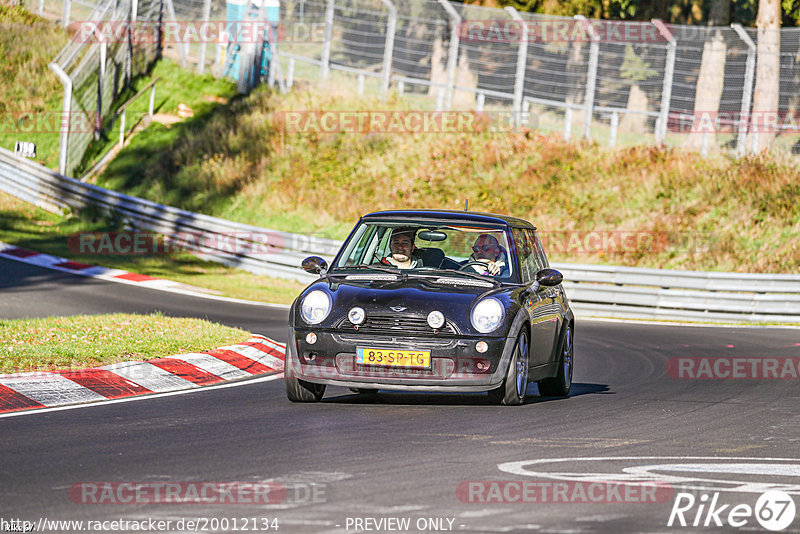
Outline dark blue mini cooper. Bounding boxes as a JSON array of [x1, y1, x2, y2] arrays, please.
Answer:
[[285, 210, 574, 405]]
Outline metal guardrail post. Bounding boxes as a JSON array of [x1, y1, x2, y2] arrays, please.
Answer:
[[119, 110, 127, 147], [505, 7, 528, 129], [652, 19, 675, 146], [48, 62, 72, 175], [574, 15, 599, 140], [564, 107, 572, 141], [437, 0, 461, 111], [731, 24, 756, 158], [379, 0, 397, 101], [319, 0, 335, 80], [197, 0, 212, 74]]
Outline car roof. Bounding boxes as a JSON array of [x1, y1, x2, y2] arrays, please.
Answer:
[[361, 209, 536, 230]]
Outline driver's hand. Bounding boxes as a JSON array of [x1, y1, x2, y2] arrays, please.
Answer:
[[477, 258, 501, 275]]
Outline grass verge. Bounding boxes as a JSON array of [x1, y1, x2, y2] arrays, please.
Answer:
[[0, 4, 70, 168], [0, 190, 307, 304], [93, 81, 800, 273], [0, 312, 248, 373]]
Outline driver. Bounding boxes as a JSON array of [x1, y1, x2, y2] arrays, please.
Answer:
[[465, 234, 509, 277], [380, 227, 421, 269]]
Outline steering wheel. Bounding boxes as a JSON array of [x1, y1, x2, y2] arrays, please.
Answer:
[[458, 260, 490, 273]]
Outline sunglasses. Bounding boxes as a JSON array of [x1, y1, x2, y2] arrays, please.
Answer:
[[472, 244, 496, 252]]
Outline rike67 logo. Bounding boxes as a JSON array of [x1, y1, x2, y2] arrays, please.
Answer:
[[668, 490, 796, 531]]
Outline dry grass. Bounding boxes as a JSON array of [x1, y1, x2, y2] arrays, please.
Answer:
[[93, 83, 800, 273]]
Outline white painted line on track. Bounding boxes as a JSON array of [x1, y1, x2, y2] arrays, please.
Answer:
[[0, 373, 284, 420]]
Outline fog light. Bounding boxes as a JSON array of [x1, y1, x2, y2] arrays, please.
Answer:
[[476, 341, 488, 353], [476, 359, 490, 371], [427, 310, 445, 329], [306, 332, 317, 344], [302, 352, 317, 362], [348, 307, 365, 325]]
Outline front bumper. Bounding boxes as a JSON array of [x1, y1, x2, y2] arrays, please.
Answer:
[[285, 328, 517, 392]]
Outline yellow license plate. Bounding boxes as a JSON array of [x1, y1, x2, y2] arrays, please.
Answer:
[[356, 347, 431, 368]]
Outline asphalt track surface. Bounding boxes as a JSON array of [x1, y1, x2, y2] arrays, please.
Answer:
[[2, 257, 799, 533]]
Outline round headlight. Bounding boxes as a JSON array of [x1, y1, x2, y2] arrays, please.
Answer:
[[427, 310, 445, 329], [471, 298, 505, 333], [348, 307, 366, 325], [300, 290, 332, 325]]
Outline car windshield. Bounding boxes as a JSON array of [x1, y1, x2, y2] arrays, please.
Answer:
[[333, 221, 514, 281]]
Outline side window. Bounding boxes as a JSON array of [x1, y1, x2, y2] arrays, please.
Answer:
[[527, 229, 549, 271], [512, 228, 537, 283]]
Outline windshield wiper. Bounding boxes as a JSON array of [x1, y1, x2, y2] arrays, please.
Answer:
[[332, 264, 402, 276]]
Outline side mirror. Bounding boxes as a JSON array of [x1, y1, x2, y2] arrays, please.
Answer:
[[302, 256, 328, 275], [536, 268, 563, 287]]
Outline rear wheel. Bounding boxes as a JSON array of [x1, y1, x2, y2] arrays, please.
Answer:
[[488, 329, 529, 406], [286, 376, 326, 402], [538, 325, 573, 397]]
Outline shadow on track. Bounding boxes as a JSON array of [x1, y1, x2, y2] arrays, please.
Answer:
[[320, 382, 611, 406]]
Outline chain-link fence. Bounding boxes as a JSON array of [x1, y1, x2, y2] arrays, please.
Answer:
[[39, 0, 800, 171], [45, 0, 162, 175], [268, 0, 800, 157]]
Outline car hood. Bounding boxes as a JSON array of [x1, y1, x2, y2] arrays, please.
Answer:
[[294, 275, 516, 335]]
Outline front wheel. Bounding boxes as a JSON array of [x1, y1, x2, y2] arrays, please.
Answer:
[[488, 329, 529, 406], [538, 325, 573, 397], [286, 375, 326, 402]]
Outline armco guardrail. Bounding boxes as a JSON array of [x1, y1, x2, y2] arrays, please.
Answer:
[[0, 148, 339, 281], [1, 148, 798, 323]]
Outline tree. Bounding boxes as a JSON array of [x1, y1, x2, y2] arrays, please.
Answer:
[[750, 0, 781, 151], [685, 0, 729, 151]]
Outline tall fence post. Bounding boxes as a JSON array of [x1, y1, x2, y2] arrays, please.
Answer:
[[197, 0, 212, 74], [437, 0, 461, 111], [379, 0, 396, 101], [319, 0, 335, 80], [61, 0, 71, 27], [731, 24, 756, 158], [574, 15, 599, 140], [652, 19, 675, 146], [164, 0, 186, 68], [48, 63, 72, 175], [96, 41, 107, 140], [505, 6, 528, 128]]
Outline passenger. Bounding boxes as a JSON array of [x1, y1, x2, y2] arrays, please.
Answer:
[[466, 234, 510, 277], [380, 227, 421, 269]]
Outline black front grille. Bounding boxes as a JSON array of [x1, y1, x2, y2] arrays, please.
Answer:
[[336, 313, 457, 336]]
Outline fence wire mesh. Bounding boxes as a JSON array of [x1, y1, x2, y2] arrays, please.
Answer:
[[40, 0, 800, 173]]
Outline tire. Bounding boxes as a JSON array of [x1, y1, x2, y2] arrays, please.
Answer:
[[286, 375, 326, 402], [538, 324, 573, 397], [488, 329, 529, 406]]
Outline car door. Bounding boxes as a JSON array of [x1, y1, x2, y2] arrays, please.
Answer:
[[512, 228, 558, 367], [528, 228, 563, 365]]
